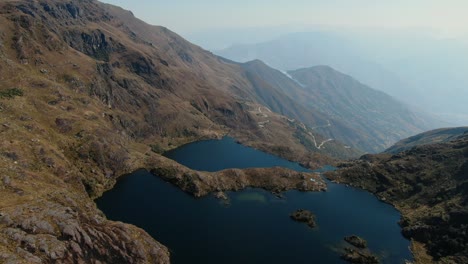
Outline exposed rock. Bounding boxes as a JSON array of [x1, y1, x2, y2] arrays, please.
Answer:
[[327, 133, 468, 263], [0, 213, 13, 226], [55, 118, 73, 133], [2, 176, 11, 186], [0, 200, 170, 263], [289, 209, 316, 228], [214, 191, 228, 200], [341, 247, 379, 264], [149, 155, 326, 197], [344, 235, 367, 249]]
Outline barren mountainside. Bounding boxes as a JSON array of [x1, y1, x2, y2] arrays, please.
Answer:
[[1, 0, 461, 263], [239, 60, 440, 153], [288, 66, 439, 152], [0, 0, 359, 263]]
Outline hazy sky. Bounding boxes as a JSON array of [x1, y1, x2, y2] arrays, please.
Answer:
[[100, 0, 468, 37]]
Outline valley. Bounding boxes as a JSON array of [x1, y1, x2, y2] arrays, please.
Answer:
[[215, 31, 468, 125], [0, 0, 466, 263]]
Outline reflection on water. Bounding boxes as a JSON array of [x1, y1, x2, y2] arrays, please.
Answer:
[[235, 191, 268, 203]]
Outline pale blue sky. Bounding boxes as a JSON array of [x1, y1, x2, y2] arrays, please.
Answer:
[[100, 0, 468, 37]]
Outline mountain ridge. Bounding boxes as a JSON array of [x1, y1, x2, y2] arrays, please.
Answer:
[[385, 127, 468, 154], [215, 31, 468, 125], [238, 59, 442, 153], [0, 1, 459, 263], [0, 1, 360, 262]]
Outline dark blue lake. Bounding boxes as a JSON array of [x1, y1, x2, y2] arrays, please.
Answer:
[[96, 137, 412, 263]]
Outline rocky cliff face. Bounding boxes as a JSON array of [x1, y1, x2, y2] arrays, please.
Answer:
[[327, 132, 468, 263], [0, 197, 169, 263], [0, 0, 356, 262]]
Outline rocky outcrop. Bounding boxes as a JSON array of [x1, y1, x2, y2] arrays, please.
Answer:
[[344, 235, 367, 249], [341, 235, 376, 263], [148, 155, 326, 197], [327, 133, 468, 263], [0, 194, 169, 264], [64, 29, 125, 62], [341, 248, 379, 264], [289, 209, 317, 228]]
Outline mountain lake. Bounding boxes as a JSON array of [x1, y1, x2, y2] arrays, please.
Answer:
[[96, 137, 412, 263]]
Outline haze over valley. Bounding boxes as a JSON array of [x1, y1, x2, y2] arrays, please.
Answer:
[[0, 0, 466, 263]]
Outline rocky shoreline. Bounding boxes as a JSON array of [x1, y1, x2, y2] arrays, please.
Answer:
[[147, 154, 326, 197], [326, 134, 468, 263], [344, 235, 368, 249]]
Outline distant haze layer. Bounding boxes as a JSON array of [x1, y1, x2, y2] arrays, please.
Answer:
[[215, 30, 468, 125]]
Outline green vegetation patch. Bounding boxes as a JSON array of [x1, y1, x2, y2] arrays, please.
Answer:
[[0, 88, 24, 99]]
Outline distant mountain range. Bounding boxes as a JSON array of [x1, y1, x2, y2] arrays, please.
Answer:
[[216, 31, 468, 125], [216, 32, 414, 102], [239, 60, 443, 153]]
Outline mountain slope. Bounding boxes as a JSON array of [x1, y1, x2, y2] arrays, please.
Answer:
[[0, 1, 359, 263], [239, 60, 377, 153], [288, 66, 438, 152], [327, 132, 468, 263], [238, 60, 439, 153], [385, 127, 468, 154], [216, 31, 412, 102], [215, 31, 468, 124]]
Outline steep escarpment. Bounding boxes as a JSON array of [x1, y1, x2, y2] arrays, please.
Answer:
[[0, 0, 355, 262], [327, 133, 468, 263]]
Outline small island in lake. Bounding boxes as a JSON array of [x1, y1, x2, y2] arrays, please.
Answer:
[[342, 235, 379, 264], [290, 209, 317, 228], [345, 235, 368, 249], [341, 248, 379, 264]]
